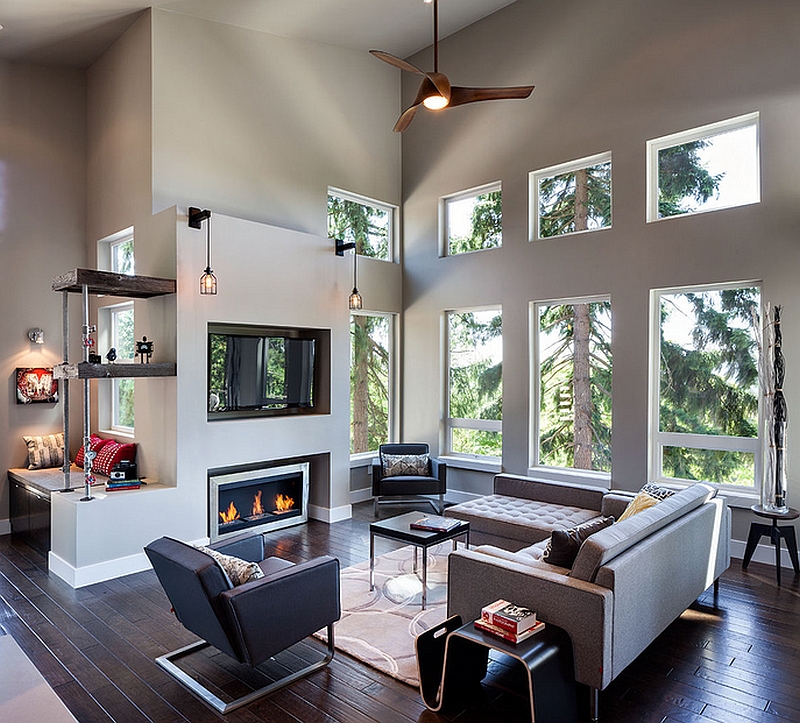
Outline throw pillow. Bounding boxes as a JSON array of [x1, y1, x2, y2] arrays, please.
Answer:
[[197, 546, 265, 586], [93, 441, 137, 476], [75, 435, 111, 467], [382, 452, 430, 477], [617, 482, 675, 522], [24, 433, 64, 470], [541, 515, 615, 568]]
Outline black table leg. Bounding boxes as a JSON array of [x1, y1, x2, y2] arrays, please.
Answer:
[[742, 522, 769, 570]]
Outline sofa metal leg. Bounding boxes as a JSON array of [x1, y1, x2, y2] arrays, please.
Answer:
[[590, 687, 599, 721]]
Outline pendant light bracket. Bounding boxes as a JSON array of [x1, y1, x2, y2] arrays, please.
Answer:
[[334, 238, 356, 256], [188, 207, 212, 229]]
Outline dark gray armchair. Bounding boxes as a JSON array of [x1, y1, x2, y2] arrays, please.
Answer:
[[371, 443, 447, 516], [144, 534, 340, 714]]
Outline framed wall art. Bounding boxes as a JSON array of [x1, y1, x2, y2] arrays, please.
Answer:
[[16, 367, 58, 404]]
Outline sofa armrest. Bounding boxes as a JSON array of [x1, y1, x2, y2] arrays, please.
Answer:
[[447, 548, 613, 691], [220, 555, 341, 666]]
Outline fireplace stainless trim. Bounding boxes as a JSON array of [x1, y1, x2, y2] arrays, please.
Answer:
[[209, 462, 309, 543]]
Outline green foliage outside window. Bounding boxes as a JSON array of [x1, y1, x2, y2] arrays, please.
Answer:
[[447, 190, 501, 255], [539, 161, 611, 237], [328, 194, 390, 260], [448, 310, 502, 456], [538, 302, 612, 471], [657, 140, 723, 218], [114, 306, 135, 428], [350, 315, 390, 454]]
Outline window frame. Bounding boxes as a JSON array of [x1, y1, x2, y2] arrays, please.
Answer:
[[97, 227, 135, 274], [327, 187, 397, 263], [529, 151, 612, 242], [349, 311, 397, 461], [443, 305, 503, 463], [648, 281, 763, 498], [529, 295, 612, 486], [99, 301, 135, 435], [646, 112, 760, 223], [440, 181, 502, 257]]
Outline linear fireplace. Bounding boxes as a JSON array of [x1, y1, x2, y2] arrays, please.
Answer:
[[209, 462, 309, 543]]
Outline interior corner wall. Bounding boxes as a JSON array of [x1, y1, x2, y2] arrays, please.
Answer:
[[0, 60, 87, 528], [150, 8, 402, 237], [400, 0, 800, 529]]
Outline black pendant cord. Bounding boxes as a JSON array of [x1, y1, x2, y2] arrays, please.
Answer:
[[433, 0, 439, 73], [206, 214, 212, 271]]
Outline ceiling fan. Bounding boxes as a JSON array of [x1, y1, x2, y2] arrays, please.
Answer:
[[370, 0, 534, 132]]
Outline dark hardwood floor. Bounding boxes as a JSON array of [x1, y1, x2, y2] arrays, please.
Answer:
[[1, 501, 799, 723]]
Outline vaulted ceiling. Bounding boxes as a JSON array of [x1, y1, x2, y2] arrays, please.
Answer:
[[0, 0, 517, 68]]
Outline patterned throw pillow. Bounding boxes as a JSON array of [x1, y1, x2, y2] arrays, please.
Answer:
[[197, 546, 265, 586], [24, 433, 64, 470], [75, 435, 111, 467], [541, 515, 615, 568], [93, 441, 137, 476], [617, 482, 675, 522], [382, 453, 430, 477]]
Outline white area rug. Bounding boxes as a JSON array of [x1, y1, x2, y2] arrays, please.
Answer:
[[321, 543, 450, 687]]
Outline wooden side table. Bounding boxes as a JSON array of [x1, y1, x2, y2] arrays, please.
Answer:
[[741, 504, 800, 586]]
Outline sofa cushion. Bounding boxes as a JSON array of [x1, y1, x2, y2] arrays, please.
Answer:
[[446, 494, 602, 546], [493, 474, 606, 511], [570, 483, 715, 582], [542, 515, 615, 567], [472, 543, 570, 574], [382, 453, 429, 477], [617, 482, 675, 522]]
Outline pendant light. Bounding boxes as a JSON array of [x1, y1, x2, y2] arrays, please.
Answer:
[[189, 207, 217, 295], [335, 238, 363, 310]]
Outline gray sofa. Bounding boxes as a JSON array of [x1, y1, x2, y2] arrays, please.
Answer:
[[444, 474, 730, 719]]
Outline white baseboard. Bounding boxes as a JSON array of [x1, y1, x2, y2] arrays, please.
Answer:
[[349, 487, 373, 505], [730, 538, 799, 569], [308, 503, 352, 524], [48, 550, 152, 589]]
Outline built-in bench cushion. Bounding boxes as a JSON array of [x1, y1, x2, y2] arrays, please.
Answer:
[[570, 483, 715, 582], [493, 474, 606, 511], [446, 494, 603, 546]]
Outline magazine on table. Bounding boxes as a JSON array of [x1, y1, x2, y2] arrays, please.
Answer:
[[409, 516, 461, 532]]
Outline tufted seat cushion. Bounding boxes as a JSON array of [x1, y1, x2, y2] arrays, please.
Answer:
[[446, 494, 603, 550]]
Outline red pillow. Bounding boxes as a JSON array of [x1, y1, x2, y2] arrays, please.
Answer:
[[93, 441, 136, 476], [75, 435, 111, 467]]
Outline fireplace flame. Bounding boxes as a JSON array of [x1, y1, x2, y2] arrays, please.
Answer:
[[275, 493, 294, 512], [219, 500, 240, 524], [252, 489, 264, 516]]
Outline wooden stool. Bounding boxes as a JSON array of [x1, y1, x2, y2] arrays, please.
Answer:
[[742, 505, 800, 586]]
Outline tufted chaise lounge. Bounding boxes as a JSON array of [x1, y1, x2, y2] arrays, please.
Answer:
[[444, 473, 612, 551]]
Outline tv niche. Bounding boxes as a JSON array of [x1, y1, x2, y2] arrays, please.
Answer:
[[208, 323, 331, 420]]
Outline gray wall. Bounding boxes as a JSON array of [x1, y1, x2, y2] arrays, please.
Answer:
[[399, 0, 800, 545], [0, 61, 87, 528]]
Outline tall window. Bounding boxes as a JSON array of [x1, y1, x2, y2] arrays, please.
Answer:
[[651, 283, 761, 488], [531, 152, 612, 240], [109, 303, 135, 431], [350, 314, 393, 455], [647, 112, 760, 222], [446, 308, 502, 458], [535, 298, 612, 475], [98, 228, 134, 274], [328, 188, 394, 261], [443, 182, 502, 256]]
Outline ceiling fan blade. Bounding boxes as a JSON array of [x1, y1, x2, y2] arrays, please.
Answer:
[[370, 50, 425, 76], [449, 85, 535, 107], [425, 72, 451, 103], [393, 104, 420, 133]]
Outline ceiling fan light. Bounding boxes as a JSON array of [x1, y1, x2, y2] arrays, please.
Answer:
[[423, 93, 449, 110]]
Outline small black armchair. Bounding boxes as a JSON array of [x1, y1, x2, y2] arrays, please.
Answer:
[[371, 443, 447, 516], [144, 534, 340, 714]]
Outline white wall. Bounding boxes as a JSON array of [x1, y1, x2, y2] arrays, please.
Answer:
[[0, 61, 87, 529], [400, 0, 800, 545]]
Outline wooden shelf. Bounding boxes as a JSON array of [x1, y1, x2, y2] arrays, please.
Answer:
[[52, 268, 176, 298], [53, 362, 176, 380]]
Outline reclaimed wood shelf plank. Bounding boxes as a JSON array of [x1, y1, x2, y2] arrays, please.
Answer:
[[52, 268, 176, 298], [53, 362, 176, 379]]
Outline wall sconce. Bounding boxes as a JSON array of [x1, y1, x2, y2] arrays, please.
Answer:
[[28, 328, 44, 345], [335, 238, 363, 310], [189, 207, 217, 295]]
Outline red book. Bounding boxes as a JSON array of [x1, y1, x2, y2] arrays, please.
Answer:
[[473, 618, 546, 644], [481, 599, 537, 635]]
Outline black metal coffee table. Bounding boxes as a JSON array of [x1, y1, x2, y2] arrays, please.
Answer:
[[369, 511, 469, 609]]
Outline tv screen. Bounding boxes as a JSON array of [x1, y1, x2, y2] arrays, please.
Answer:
[[208, 324, 322, 419]]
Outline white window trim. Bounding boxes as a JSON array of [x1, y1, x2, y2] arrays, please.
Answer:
[[98, 302, 135, 436], [440, 180, 502, 258], [529, 151, 612, 242], [328, 186, 398, 263], [529, 294, 612, 485], [97, 227, 134, 273], [348, 311, 398, 459], [646, 111, 760, 223], [648, 280, 762, 496], [442, 305, 503, 461]]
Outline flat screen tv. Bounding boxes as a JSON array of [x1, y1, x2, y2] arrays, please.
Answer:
[[208, 323, 330, 420]]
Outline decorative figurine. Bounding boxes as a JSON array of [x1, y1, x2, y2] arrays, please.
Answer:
[[136, 336, 154, 363], [106, 347, 117, 363], [88, 352, 102, 364]]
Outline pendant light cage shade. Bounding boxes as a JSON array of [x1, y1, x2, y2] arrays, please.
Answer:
[[189, 206, 217, 296], [349, 288, 363, 310], [200, 267, 218, 295]]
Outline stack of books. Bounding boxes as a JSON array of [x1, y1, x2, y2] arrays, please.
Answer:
[[105, 479, 142, 492], [474, 599, 545, 643], [409, 516, 461, 532]]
